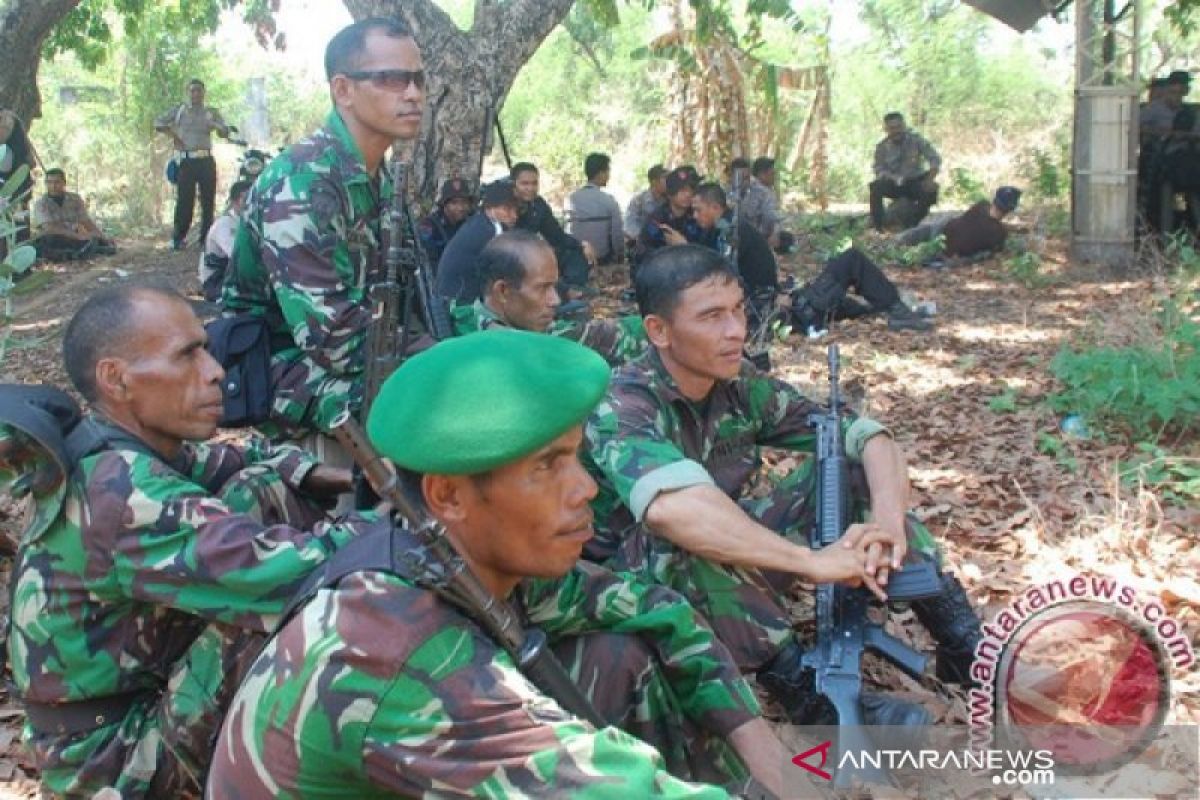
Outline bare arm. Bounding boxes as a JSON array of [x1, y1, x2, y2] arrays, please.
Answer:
[[35, 221, 86, 239], [728, 718, 788, 798], [643, 483, 891, 597], [860, 433, 912, 574]]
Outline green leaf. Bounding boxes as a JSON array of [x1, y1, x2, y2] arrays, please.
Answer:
[[988, 390, 1017, 413], [0, 165, 30, 199], [4, 246, 36, 274], [1036, 432, 1062, 455]]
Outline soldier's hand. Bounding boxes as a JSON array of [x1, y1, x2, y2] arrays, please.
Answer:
[[806, 528, 892, 601], [301, 465, 354, 499], [659, 224, 687, 245]]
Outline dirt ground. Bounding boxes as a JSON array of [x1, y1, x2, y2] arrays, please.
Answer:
[[0, 234, 1196, 797]]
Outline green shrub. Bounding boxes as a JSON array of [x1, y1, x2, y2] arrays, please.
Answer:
[[1050, 297, 1200, 443], [947, 166, 985, 204], [1005, 251, 1046, 287]]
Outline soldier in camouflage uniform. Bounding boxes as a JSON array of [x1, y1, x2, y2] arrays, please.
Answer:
[[582, 245, 982, 725], [220, 18, 425, 443], [209, 330, 791, 798], [450, 230, 647, 365], [5, 287, 380, 798]]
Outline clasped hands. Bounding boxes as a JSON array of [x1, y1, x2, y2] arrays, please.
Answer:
[[806, 517, 909, 602]]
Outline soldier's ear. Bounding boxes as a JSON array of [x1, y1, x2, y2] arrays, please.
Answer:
[[422, 473, 469, 523], [643, 313, 671, 349], [94, 357, 130, 403], [330, 75, 356, 110]]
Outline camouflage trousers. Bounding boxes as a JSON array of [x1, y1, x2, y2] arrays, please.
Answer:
[[30, 466, 330, 799], [552, 632, 747, 787], [613, 461, 940, 674]]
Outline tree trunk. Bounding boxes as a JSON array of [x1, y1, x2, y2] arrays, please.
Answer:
[[345, 0, 576, 202], [0, 0, 82, 123]]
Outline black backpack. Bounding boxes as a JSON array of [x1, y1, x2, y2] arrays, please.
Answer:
[[205, 315, 273, 428]]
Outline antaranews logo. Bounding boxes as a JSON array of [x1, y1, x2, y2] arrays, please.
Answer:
[[969, 573, 1195, 775]]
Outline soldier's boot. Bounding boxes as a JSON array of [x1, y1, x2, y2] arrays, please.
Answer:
[[911, 573, 983, 686], [886, 301, 934, 332], [758, 639, 931, 726]]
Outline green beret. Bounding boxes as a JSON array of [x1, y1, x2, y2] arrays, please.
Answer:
[[367, 329, 611, 474]]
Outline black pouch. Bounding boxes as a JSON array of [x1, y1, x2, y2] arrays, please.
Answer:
[[205, 315, 273, 427]]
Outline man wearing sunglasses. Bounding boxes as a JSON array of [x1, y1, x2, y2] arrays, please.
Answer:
[[222, 17, 425, 486]]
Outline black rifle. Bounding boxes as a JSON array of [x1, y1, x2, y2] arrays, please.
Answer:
[[333, 418, 606, 728], [361, 158, 454, 422], [803, 343, 942, 789]]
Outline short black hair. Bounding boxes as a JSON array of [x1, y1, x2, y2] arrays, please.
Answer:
[[648, 164, 666, 182], [584, 153, 610, 181], [63, 286, 186, 402], [481, 179, 518, 209], [477, 230, 550, 296], [751, 157, 774, 176], [228, 179, 252, 204], [324, 17, 413, 81], [694, 182, 727, 209], [44, 168, 65, 180], [883, 111, 905, 124], [188, 78, 205, 89], [635, 244, 738, 320], [510, 162, 539, 180], [729, 157, 750, 171]]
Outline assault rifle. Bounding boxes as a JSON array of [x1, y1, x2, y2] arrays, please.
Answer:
[[361, 158, 454, 421], [803, 344, 942, 789]]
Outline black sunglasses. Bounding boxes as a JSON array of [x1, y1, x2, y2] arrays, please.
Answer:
[[343, 69, 426, 92]]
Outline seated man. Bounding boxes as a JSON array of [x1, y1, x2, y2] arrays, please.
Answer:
[[452, 230, 647, 365], [209, 330, 791, 798], [418, 176, 474, 266], [199, 179, 251, 301], [740, 157, 795, 253], [583, 246, 981, 726], [6, 285, 378, 797], [512, 161, 593, 292], [624, 163, 667, 247], [29, 168, 116, 261], [896, 186, 1021, 259], [690, 182, 780, 298], [567, 152, 624, 265], [633, 167, 702, 273], [435, 179, 519, 302], [870, 112, 941, 231]]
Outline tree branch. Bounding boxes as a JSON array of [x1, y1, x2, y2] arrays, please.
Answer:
[[0, 0, 84, 120], [472, 0, 576, 86], [343, 0, 458, 41]]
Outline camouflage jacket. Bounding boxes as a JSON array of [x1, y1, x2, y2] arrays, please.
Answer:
[[450, 299, 648, 366], [9, 416, 367, 711], [209, 529, 757, 798], [222, 109, 390, 436], [582, 349, 886, 562], [738, 179, 784, 240]]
